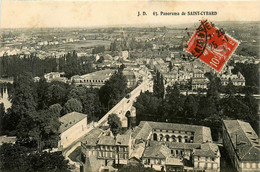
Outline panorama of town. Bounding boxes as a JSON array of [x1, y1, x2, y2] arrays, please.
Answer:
[[0, 21, 259, 172]]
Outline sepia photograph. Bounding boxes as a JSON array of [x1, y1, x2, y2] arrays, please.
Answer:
[[0, 1, 259, 172]]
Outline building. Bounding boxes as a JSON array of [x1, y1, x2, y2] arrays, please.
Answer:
[[120, 51, 129, 60], [191, 69, 209, 90], [71, 69, 115, 88], [222, 120, 260, 172], [220, 72, 245, 86], [0, 135, 16, 146], [123, 70, 137, 88], [58, 112, 88, 150], [44, 72, 68, 83], [130, 121, 220, 172], [81, 128, 132, 171]]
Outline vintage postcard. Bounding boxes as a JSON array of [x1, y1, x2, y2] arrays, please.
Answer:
[[0, 1, 259, 172]]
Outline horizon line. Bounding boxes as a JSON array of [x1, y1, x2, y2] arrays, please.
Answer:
[[1, 20, 259, 30]]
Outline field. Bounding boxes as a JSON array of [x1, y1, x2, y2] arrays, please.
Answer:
[[42, 39, 111, 52]]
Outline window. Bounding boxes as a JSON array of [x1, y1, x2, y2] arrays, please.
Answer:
[[252, 163, 256, 168], [148, 159, 150, 165], [246, 163, 251, 169], [153, 133, 158, 141], [171, 150, 174, 154]]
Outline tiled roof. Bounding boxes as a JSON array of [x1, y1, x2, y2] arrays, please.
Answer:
[[130, 142, 145, 159], [59, 112, 87, 133], [223, 120, 260, 161], [96, 133, 130, 146], [193, 143, 219, 158], [82, 128, 103, 146], [134, 122, 153, 141], [143, 141, 172, 159], [98, 136, 115, 145], [80, 69, 116, 80], [116, 134, 130, 146], [166, 142, 201, 150], [134, 121, 212, 144]]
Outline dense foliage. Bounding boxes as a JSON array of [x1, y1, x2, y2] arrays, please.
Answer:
[[108, 113, 122, 137], [153, 71, 164, 99], [134, 75, 259, 140], [0, 143, 70, 172], [99, 69, 127, 110], [0, 51, 95, 79]]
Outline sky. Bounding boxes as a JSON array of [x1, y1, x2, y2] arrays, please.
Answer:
[[1, 0, 260, 28]]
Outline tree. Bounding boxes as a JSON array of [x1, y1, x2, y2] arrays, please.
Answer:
[[108, 113, 122, 137], [162, 85, 185, 122], [134, 91, 162, 124], [197, 96, 218, 119], [0, 103, 5, 135], [206, 74, 221, 101], [107, 113, 122, 167], [63, 98, 83, 115], [168, 62, 173, 72], [49, 103, 62, 116], [153, 71, 164, 99], [69, 87, 102, 120], [224, 79, 236, 95], [29, 109, 60, 151], [0, 143, 70, 172], [28, 151, 70, 172], [219, 96, 250, 120], [46, 83, 67, 106], [36, 78, 49, 110], [0, 143, 31, 172], [7, 73, 37, 138], [99, 71, 127, 110], [183, 95, 199, 118]]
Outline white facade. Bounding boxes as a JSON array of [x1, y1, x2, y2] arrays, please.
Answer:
[[59, 112, 88, 149]]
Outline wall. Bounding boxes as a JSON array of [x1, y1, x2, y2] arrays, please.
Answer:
[[60, 117, 88, 149]]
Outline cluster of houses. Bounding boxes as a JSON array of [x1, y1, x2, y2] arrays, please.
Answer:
[[1, 108, 259, 172], [147, 53, 246, 91], [56, 110, 260, 172]]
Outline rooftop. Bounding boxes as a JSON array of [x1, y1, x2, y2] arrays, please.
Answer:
[[133, 121, 213, 143], [0, 135, 16, 146], [193, 143, 220, 158], [223, 120, 260, 161], [82, 128, 103, 146], [143, 141, 172, 159], [76, 69, 116, 81], [59, 112, 87, 133]]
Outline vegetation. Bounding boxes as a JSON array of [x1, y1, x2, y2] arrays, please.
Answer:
[[0, 51, 95, 79], [134, 75, 259, 140], [62, 98, 83, 114], [0, 143, 70, 172], [153, 71, 164, 99], [99, 69, 127, 110], [108, 113, 122, 137]]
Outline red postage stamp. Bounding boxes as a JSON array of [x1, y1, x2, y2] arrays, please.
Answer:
[[185, 20, 239, 72]]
